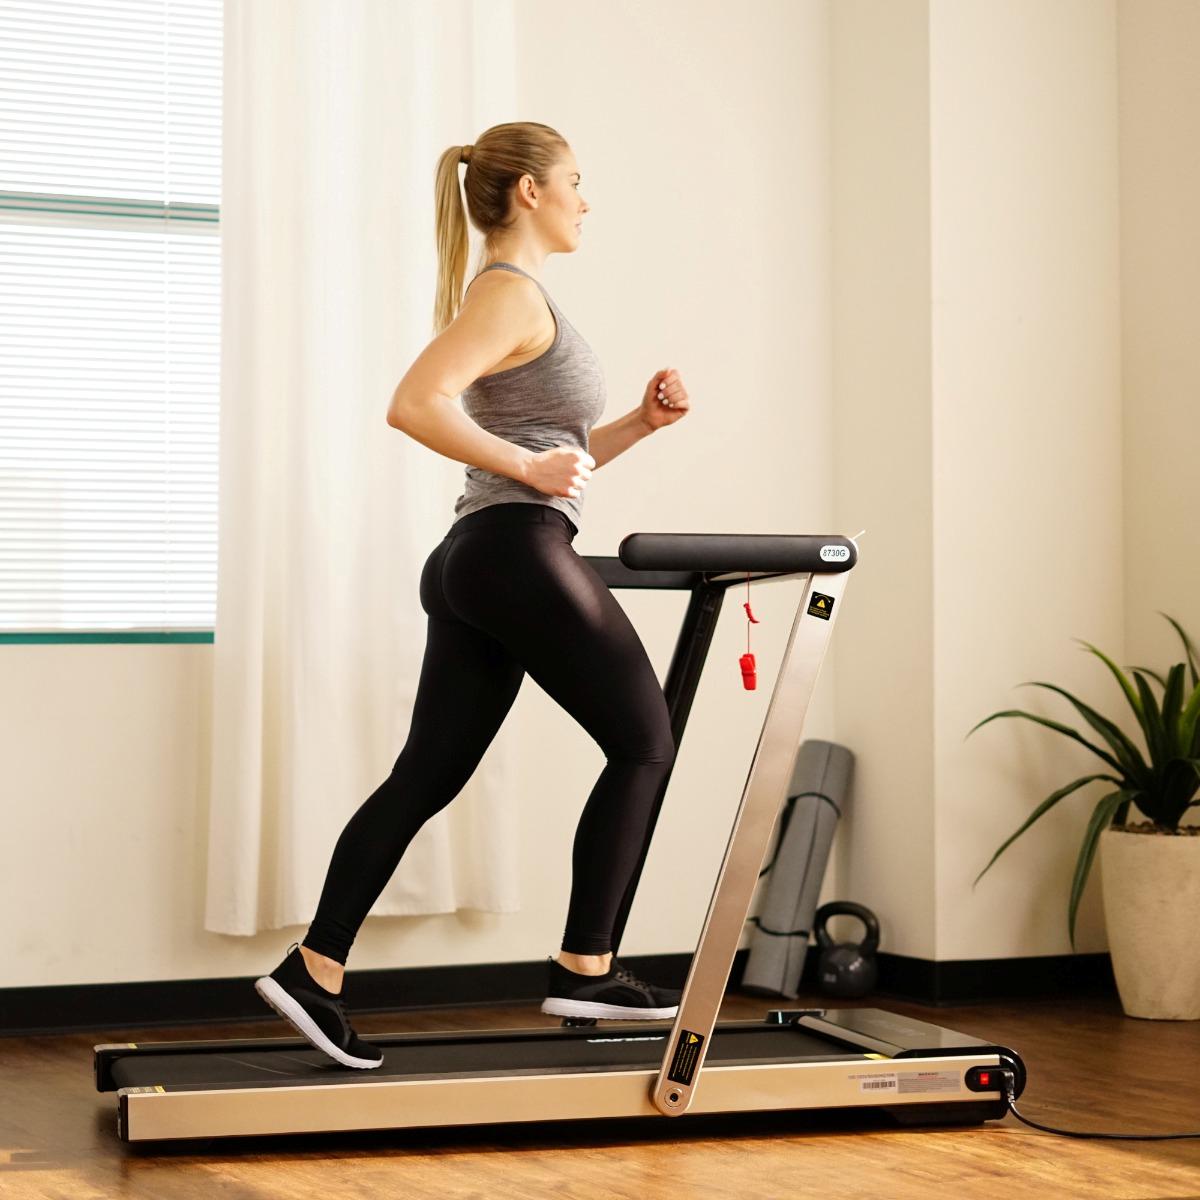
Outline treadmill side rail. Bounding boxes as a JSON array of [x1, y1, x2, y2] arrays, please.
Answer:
[[117, 1051, 1009, 1143], [653, 567, 852, 1116]]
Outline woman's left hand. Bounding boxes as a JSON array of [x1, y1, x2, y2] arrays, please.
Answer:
[[638, 368, 690, 433]]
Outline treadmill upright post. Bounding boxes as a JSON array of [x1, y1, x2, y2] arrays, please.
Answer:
[[651, 565, 852, 1117]]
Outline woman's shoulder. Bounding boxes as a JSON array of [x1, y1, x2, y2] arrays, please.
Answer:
[[459, 269, 556, 380], [464, 265, 547, 313]]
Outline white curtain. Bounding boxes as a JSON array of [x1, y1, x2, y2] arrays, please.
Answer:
[[205, 0, 521, 937]]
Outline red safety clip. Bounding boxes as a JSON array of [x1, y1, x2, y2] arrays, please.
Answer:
[[740, 572, 759, 690]]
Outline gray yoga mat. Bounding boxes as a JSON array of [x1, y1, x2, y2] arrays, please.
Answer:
[[740, 738, 855, 999]]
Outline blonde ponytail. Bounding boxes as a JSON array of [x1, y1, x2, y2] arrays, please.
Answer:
[[432, 121, 569, 336]]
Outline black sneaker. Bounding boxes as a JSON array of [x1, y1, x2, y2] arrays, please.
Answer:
[[254, 943, 384, 1069], [541, 956, 681, 1020]]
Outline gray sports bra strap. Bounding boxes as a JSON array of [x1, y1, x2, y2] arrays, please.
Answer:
[[475, 261, 552, 301]]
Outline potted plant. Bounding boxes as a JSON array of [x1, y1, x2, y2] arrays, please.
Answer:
[[967, 614, 1200, 1020]]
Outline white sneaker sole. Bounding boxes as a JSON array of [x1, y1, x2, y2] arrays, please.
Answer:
[[254, 975, 383, 1069], [541, 996, 678, 1020]]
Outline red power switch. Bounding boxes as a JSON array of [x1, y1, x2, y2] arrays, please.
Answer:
[[965, 1066, 1002, 1092]]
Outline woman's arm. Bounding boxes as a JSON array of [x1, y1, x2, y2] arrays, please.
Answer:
[[388, 273, 547, 481], [390, 392, 533, 483], [590, 410, 653, 470], [592, 367, 690, 468]]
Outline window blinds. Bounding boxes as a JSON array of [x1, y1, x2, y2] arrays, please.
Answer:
[[0, 0, 221, 634]]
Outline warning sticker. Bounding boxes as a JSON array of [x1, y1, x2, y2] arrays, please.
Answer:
[[808, 592, 835, 621], [895, 1070, 961, 1095], [667, 1029, 706, 1086]]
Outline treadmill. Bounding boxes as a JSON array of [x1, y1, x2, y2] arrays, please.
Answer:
[[95, 530, 1027, 1143]]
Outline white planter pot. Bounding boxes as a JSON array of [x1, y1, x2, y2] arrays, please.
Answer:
[[1099, 826, 1200, 1020]]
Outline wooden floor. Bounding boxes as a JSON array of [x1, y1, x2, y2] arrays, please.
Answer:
[[3, 985, 1199, 1200]]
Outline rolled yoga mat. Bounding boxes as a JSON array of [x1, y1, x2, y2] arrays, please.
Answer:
[[740, 738, 855, 998]]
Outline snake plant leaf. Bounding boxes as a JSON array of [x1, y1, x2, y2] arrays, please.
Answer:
[[1160, 756, 1200, 822], [1129, 666, 1168, 689], [1179, 682, 1200, 757], [1132, 671, 1165, 769], [1067, 788, 1139, 951], [1159, 611, 1200, 691], [1018, 681, 1149, 789], [1160, 664, 1187, 757], [972, 773, 1122, 887], [965, 709, 1124, 774], [1076, 640, 1144, 726]]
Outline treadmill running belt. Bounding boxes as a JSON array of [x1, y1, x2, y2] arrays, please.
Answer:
[[109, 1025, 870, 1091]]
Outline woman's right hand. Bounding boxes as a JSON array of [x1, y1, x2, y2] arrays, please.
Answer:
[[524, 446, 595, 499]]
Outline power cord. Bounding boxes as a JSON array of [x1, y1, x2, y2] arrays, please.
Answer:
[[996, 1069, 1200, 1140]]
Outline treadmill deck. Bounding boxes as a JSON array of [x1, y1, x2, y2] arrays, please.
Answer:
[[97, 1012, 1022, 1142]]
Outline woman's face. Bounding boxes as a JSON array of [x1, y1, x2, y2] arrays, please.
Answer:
[[522, 152, 589, 251], [556, 153, 589, 246]]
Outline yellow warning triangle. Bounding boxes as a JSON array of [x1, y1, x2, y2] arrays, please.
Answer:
[[816, 598, 827, 608], [688, 1033, 698, 1043]]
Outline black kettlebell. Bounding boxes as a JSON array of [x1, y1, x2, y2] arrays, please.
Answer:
[[813, 901, 880, 998]]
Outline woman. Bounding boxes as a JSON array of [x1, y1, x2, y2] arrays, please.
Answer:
[[255, 121, 693, 1069]]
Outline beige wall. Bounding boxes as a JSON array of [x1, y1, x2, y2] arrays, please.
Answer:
[[831, 0, 1198, 966], [929, 0, 1126, 958], [1119, 2, 1200, 673], [829, 0, 937, 958], [3, 0, 1197, 991]]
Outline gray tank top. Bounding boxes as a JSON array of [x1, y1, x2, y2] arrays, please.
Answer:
[[451, 262, 606, 532]]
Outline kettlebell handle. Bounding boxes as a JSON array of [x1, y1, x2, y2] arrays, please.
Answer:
[[813, 901, 880, 954]]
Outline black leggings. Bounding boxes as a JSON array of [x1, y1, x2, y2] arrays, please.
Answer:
[[301, 502, 677, 966]]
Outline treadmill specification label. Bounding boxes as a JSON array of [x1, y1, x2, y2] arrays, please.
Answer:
[[849, 1071, 898, 1093], [808, 592, 835, 620], [667, 1029, 706, 1086], [848, 1069, 963, 1095]]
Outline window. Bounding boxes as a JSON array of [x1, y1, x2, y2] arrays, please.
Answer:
[[0, 0, 222, 641]]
